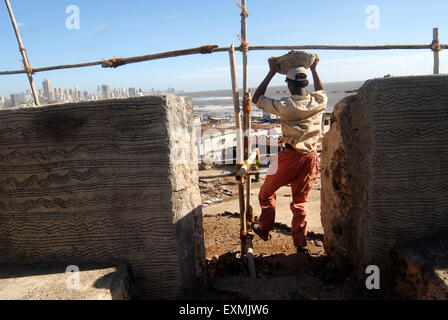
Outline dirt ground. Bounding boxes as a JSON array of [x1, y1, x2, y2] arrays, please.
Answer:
[[197, 165, 405, 300]]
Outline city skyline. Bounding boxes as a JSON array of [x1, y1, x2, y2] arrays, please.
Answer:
[[0, 78, 182, 108]]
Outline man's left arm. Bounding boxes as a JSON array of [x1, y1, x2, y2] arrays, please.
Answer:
[[252, 57, 280, 106]]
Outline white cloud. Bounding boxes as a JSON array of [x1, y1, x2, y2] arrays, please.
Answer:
[[17, 22, 26, 28], [93, 24, 107, 32]]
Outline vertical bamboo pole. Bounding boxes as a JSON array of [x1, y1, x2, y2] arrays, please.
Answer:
[[229, 43, 246, 257], [229, 44, 244, 166], [5, 0, 40, 105], [239, 0, 256, 279], [433, 28, 440, 75], [241, 0, 253, 232]]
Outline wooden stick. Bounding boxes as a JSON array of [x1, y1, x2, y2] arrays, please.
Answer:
[[0, 45, 219, 75], [4, 0, 39, 105], [2, 43, 447, 76], [433, 28, 440, 75], [229, 43, 247, 257], [240, 1, 253, 262], [229, 44, 244, 166], [244, 44, 443, 51], [241, 0, 249, 92], [199, 173, 235, 180]]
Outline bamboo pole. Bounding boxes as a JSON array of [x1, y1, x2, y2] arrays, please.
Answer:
[[0, 45, 219, 75], [4, 0, 39, 105], [229, 44, 244, 166], [199, 173, 235, 180], [2, 43, 448, 76], [240, 0, 253, 240], [433, 28, 440, 75], [239, 1, 256, 279], [229, 43, 246, 257]]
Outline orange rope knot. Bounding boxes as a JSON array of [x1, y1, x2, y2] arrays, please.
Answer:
[[103, 57, 126, 68], [200, 45, 218, 54], [23, 65, 34, 75], [237, 34, 250, 53], [431, 40, 441, 52], [243, 95, 252, 114], [236, 2, 249, 17]]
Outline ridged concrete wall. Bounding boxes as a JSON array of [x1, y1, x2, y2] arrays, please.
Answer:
[[321, 75, 448, 283], [0, 95, 205, 299]]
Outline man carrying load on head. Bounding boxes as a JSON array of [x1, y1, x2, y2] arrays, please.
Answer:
[[252, 55, 327, 253]]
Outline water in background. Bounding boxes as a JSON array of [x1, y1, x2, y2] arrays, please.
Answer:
[[184, 80, 365, 117]]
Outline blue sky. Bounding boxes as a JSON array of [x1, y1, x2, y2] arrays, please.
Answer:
[[1, 0, 447, 96]]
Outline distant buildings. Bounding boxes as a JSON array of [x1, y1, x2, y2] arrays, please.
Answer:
[[1, 79, 182, 108]]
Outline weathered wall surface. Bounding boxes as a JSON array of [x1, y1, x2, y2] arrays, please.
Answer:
[[0, 95, 205, 299], [322, 75, 448, 284]]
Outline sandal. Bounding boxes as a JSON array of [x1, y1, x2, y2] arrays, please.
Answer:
[[252, 223, 271, 241]]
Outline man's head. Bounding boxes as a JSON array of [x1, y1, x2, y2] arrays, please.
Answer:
[[285, 66, 309, 95]]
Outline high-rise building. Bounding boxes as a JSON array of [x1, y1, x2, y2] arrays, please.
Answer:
[[10, 94, 23, 108], [101, 84, 111, 100], [42, 79, 54, 101]]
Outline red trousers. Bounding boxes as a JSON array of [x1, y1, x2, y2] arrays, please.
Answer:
[[258, 149, 319, 248]]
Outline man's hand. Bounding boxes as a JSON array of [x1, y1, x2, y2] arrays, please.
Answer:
[[310, 55, 320, 71], [310, 55, 324, 91], [268, 57, 280, 74], [253, 58, 278, 105]]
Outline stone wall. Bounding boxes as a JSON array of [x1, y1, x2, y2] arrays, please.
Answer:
[[321, 75, 448, 285], [0, 95, 205, 299]]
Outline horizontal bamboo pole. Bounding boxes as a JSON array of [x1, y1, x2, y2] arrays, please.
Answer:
[[199, 173, 235, 180], [1, 43, 446, 76], [0, 45, 219, 76], [245, 44, 448, 51]]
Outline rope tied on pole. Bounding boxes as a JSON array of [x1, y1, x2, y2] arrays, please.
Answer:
[[243, 94, 252, 114], [23, 64, 34, 75], [200, 45, 218, 54], [236, 1, 249, 17], [237, 34, 250, 53], [102, 57, 126, 68], [431, 39, 441, 52]]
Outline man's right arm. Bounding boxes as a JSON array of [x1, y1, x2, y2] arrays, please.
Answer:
[[310, 55, 324, 92]]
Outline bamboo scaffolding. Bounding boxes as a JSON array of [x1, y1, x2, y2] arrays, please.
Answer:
[[1, 43, 446, 76], [4, 0, 39, 105]]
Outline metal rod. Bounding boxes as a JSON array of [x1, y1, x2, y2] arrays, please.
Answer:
[[433, 28, 440, 75], [4, 0, 39, 105]]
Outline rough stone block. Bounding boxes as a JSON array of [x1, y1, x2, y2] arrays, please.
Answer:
[[0, 95, 205, 299], [392, 235, 448, 300], [0, 262, 131, 300], [321, 75, 448, 284]]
